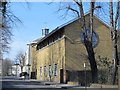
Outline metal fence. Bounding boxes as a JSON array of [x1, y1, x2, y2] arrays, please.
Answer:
[[66, 70, 92, 86]]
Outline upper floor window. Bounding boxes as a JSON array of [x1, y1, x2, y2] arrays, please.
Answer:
[[36, 30, 63, 50]]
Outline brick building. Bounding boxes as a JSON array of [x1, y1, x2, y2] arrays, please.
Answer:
[[29, 14, 113, 84]]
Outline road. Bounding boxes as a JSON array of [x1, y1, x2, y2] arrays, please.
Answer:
[[1, 76, 77, 90], [0, 76, 119, 90]]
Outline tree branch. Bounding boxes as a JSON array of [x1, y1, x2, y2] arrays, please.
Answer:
[[66, 5, 80, 17], [114, 1, 120, 30], [109, 0, 115, 40], [73, 0, 81, 7], [89, 1, 95, 42]]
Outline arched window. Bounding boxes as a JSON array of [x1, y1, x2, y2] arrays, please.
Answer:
[[80, 29, 98, 47]]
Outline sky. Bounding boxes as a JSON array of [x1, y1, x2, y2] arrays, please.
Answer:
[[4, 2, 74, 61], [4, 2, 119, 61]]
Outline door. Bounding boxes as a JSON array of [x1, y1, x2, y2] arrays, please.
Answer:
[[60, 69, 64, 83]]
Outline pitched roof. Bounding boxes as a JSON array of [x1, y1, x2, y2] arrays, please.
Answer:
[[32, 13, 110, 45], [36, 16, 80, 44], [28, 37, 42, 45]]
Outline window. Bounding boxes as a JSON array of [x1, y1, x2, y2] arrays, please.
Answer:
[[80, 29, 98, 47], [49, 65, 52, 76], [44, 66, 46, 76], [54, 64, 58, 76], [40, 67, 42, 76]]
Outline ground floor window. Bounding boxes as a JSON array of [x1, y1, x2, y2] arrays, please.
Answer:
[[44, 66, 46, 76], [40, 67, 42, 76], [54, 64, 58, 76], [49, 65, 52, 76]]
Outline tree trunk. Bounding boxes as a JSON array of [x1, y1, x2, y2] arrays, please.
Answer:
[[77, 0, 98, 83], [112, 30, 119, 84], [84, 40, 98, 83], [88, 1, 98, 83], [109, 1, 120, 84]]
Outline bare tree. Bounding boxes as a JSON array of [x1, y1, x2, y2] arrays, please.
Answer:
[[15, 51, 25, 72], [0, 1, 21, 58], [109, 0, 120, 84], [2, 58, 13, 76], [53, 0, 120, 84], [74, 0, 98, 83], [55, 0, 98, 83], [0, 2, 22, 77]]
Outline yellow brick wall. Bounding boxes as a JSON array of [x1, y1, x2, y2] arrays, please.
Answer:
[[30, 45, 38, 74], [36, 38, 65, 82], [64, 15, 112, 71], [30, 15, 113, 83], [94, 25, 112, 67]]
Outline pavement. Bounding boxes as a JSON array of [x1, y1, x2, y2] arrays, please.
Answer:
[[1, 76, 78, 89], [0, 76, 119, 90]]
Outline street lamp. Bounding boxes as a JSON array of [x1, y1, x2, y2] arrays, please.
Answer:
[[84, 62, 87, 90]]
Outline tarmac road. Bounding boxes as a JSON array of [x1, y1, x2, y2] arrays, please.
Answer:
[[0, 76, 119, 90]]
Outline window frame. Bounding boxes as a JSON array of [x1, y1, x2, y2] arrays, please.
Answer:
[[49, 65, 52, 77], [40, 67, 42, 77], [54, 64, 58, 76], [44, 66, 46, 76], [80, 29, 99, 48]]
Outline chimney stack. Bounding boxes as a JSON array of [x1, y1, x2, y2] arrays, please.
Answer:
[[42, 28, 49, 36]]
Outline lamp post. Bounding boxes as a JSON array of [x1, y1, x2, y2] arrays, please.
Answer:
[[84, 62, 87, 90]]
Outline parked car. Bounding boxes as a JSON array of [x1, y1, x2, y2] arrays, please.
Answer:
[[19, 72, 29, 79]]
